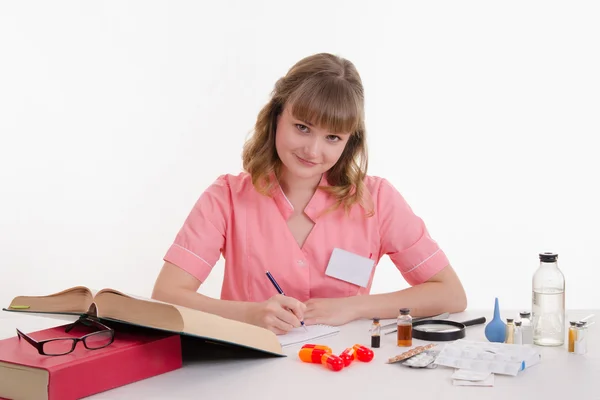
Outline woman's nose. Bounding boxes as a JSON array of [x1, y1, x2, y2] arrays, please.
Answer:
[[304, 138, 319, 157]]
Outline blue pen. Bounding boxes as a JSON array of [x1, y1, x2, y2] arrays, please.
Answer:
[[265, 271, 307, 331]]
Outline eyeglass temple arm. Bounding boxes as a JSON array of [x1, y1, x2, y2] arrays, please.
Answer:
[[16, 328, 42, 349]]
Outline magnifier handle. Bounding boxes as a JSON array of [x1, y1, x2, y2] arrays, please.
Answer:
[[461, 317, 486, 327]]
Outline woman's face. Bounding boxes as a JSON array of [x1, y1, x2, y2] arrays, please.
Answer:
[[275, 104, 351, 184]]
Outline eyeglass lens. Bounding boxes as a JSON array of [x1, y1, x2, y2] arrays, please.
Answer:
[[41, 331, 113, 355]]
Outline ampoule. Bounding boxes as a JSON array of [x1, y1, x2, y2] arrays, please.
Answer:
[[514, 321, 522, 345], [505, 318, 514, 344], [371, 318, 381, 348], [397, 308, 412, 347]]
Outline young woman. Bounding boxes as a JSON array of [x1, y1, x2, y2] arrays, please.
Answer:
[[151, 53, 467, 335]]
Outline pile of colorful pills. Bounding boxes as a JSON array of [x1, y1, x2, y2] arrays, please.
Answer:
[[298, 344, 374, 372]]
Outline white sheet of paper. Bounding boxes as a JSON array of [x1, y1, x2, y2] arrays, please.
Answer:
[[452, 369, 492, 381], [324, 248, 375, 288], [277, 325, 340, 348]]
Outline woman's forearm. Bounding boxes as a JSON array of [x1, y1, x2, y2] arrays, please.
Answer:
[[350, 280, 467, 320], [151, 261, 258, 324], [151, 286, 256, 324]]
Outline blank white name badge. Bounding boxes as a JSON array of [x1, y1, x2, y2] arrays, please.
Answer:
[[325, 248, 375, 288]]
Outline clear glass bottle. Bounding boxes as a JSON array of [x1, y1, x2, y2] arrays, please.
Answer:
[[532, 252, 565, 346], [397, 308, 412, 347], [371, 318, 381, 348], [519, 311, 533, 345], [505, 318, 515, 344]]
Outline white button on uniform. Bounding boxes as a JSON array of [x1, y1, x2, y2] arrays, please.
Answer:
[[297, 259, 305, 266]]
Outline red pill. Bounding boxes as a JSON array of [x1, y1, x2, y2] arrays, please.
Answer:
[[321, 353, 344, 372], [339, 347, 357, 367], [298, 347, 331, 363], [352, 344, 374, 362]]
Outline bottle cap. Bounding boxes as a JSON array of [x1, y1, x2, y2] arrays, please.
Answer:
[[519, 311, 531, 317], [515, 321, 522, 326], [506, 318, 514, 323], [373, 318, 380, 323], [399, 308, 410, 315], [576, 321, 586, 327], [539, 252, 558, 262], [570, 321, 578, 326]]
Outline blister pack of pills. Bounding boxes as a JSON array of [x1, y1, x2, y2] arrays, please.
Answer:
[[401, 350, 440, 369], [433, 339, 541, 376], [386, 344, 437, 364]]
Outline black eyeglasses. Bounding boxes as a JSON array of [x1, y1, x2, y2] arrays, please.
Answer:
[[17, 316, 115, 356]]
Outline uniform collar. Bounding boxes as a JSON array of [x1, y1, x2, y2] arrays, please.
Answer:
[[271, 173, 334, 222]]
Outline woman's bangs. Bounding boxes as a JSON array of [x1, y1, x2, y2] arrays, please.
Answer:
[[289, 78, 361, 134]]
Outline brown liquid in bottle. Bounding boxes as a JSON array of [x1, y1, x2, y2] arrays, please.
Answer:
[[397, 324, 412, 347], [568, 325, 576, 353], [371, 335, 381, 348]]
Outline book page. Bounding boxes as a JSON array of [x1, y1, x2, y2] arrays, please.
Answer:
[[5, 286, 93, 314], [277, 324, 340, 348], [93, 290, 286, 356], [95, 288, 172, 305]]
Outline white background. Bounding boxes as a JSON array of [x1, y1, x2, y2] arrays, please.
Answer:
[[1, 1, 598, 314]]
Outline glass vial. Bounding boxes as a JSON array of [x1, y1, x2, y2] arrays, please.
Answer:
[[532, 252, 565, 346], [397, 308, 412, 347], [568, 321, 578, 353], [505, 318, 515, 344], [574, 322, 587, 355], [371, 318, 381, 348], [519, 311, 533, 345], [514, 321, 523, 345]]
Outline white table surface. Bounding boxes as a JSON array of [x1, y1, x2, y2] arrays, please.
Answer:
[[1, 309, 596, 399]]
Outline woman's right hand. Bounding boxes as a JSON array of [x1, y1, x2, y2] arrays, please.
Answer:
[[247, 294, 306, 334]]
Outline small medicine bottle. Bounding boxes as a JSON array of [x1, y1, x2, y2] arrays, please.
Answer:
[[397, 308, 412, 347], [568, 321, 578, 353], [371, 318, 381, 348], [514, 321, 523, 345], [519, 311, 533, 345], [505, 318, 514, 344], [574, 321, 587, 355]]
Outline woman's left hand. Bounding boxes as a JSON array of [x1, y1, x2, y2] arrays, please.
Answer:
[[303, 297, 358, 326]]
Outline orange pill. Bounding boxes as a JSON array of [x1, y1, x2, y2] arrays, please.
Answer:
[[299, 347, 332, 363], [301, 344, 332, 352]]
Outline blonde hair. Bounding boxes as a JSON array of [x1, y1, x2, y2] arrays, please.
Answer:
[[242, 53, 372, 216]]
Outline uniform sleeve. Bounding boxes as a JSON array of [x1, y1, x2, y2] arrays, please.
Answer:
[[163, 175, 231, 282], [377, 178, 449, 286]]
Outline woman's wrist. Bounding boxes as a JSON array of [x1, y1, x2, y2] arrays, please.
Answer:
[[345, 295, 368, 320]]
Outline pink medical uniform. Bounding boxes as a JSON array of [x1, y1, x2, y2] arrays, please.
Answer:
[[163, 172, 449, 302]]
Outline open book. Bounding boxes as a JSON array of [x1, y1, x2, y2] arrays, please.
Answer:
[[3, 286, 284, 357]]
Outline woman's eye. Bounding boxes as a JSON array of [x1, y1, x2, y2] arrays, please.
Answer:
[[327, 135, 341, 142], [296, 124, 309, 133]]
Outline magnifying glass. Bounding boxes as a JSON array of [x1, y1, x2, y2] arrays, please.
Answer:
[[412, 317, 486, 341]]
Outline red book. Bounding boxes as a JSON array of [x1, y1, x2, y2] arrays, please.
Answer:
[[0, 321, 182, 400]]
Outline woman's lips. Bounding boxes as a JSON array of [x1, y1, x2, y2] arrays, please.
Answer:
[[295, 154, 318, 166]]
